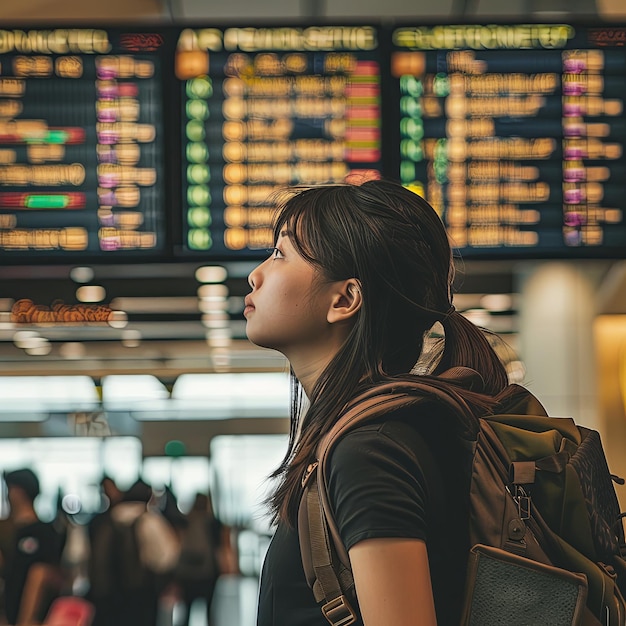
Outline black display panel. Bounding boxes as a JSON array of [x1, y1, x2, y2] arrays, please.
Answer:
[[390, 23, 626, 257], [1, 23, 626, 262], [175, 26, 383, 256], [0, 28, 167, 258]]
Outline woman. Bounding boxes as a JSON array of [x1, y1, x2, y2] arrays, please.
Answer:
[[246, 180, 510, 626]]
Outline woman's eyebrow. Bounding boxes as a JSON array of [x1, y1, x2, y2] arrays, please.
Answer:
[[279, 228, 294, 239]]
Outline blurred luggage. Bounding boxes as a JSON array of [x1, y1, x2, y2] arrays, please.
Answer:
[[43, 596, 95, 626]]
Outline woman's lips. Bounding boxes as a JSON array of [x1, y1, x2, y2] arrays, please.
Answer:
[[243, 297, 255, 316]]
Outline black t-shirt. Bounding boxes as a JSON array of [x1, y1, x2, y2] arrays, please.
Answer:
[[256, 406, 469, 626], [3, 520, 64, 625]]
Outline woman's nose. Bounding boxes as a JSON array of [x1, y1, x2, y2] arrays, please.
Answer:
[[248, 265, 258, 289], [248, 256, 268, 290]]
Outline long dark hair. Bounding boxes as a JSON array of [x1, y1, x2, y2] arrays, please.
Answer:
[[267, 180, 508, 525]]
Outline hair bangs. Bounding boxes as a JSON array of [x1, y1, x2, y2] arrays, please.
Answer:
[[272, 186, 348, 273]]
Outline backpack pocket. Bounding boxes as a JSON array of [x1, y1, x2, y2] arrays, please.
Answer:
[[461, 544, 588, 626]]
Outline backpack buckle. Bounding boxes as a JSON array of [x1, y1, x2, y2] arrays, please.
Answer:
[[321, 595, 357, 626], [302, 461, 319, 488], [509, 484, 531, 521], [517, 494, 531, 521]]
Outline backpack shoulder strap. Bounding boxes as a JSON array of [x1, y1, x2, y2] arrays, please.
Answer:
[[298, 369, 479, 625]]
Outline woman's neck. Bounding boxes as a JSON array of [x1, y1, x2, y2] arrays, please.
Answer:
[[289, 351, 332, 398], [284, 324, 351, 397]]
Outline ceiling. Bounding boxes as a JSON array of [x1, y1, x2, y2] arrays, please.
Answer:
[[1, 0, 624, 23], [0, 259, 281, 379], [0, 257, 622, 379], [0, 0, 165, 21], [0, 257, 497, 378]]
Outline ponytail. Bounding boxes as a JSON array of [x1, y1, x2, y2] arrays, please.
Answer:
[[434, 311, 509, 395]]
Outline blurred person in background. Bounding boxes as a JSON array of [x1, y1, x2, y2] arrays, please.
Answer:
[[88, 478, 156, 626], [173, 493, 223, 626], [86, 476, 124, 626], [88, 478, 182, 626], [0, 468, 65, 625]]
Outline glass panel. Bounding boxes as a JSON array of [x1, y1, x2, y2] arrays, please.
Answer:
[[132, 372, 291, 420], [141, 456, 211, 513], [102, 375, 170, 411], [0, 437, 142, 520], [0, 376, 99, 417], [209, 434, 287, 532]]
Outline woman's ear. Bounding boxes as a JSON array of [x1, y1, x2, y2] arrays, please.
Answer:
[[327, 279, 362, 324]]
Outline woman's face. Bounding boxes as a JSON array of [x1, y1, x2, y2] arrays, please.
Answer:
[[245, 229, 336, 357]]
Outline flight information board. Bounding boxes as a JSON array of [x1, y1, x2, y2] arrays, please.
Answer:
[[175, 26, 383, 256], [0, 28, 167, 257], [1, 23, 626, 262], [391, 23, 626, 257]]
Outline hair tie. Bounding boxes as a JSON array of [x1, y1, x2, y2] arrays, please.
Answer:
[[439, 304, 455, 323]]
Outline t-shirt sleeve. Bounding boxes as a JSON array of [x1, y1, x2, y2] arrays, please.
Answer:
[[326, 419, 437, 552]]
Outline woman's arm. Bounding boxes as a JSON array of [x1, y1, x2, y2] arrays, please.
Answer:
[[349, 537, 437, 626]]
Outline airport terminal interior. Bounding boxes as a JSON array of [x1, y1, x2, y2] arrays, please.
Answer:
[[1, 0, 626, 624]]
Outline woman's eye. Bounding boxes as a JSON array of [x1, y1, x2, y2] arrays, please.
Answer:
[[268, 247, 283, 259]]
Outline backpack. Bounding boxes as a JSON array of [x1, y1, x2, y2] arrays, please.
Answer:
[[109, 500, 180, 592], [298, 367, 626, 626], [133, 506, 181, 575], [109, 502, 151, 592], [174, 512, 219, 584]]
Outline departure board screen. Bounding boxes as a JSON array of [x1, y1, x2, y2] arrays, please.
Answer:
[[0, 28, 166, 257], [391, 23, 626, 257], [175, 26, 383, 256], [2, 23, 626, 262]]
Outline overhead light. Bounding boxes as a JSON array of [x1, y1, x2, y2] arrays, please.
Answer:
[[25, 338, 52, 356], [108, 311, 128, 329], [463, 308, 491, 327], [480, 294, 513, 312], [199, 297, 228, 313], [201, 312, 230, 328], [506, 360, 526, 384], [70, 267, 95, 283], [195, 266, 228, 283], [206, 328, 231, 348], [207, 338, 231, 348], [13, 330, 41, 349], [76, 285, 106, 303], [197, 284, 229, 298]]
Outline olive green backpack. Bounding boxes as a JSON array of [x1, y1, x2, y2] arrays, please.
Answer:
[[298, 367, 626, 626]]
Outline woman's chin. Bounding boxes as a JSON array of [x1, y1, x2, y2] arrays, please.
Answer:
[[245, 328, 271, 350]]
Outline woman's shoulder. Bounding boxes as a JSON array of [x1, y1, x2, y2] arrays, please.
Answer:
[[329, 403, 437, 469], [325, 404, 444, 550]]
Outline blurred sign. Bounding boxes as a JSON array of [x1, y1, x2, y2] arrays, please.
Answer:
[[391, 23, 626, 257], [175, 26, 383, 256], [0, 28, 166, 258]]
